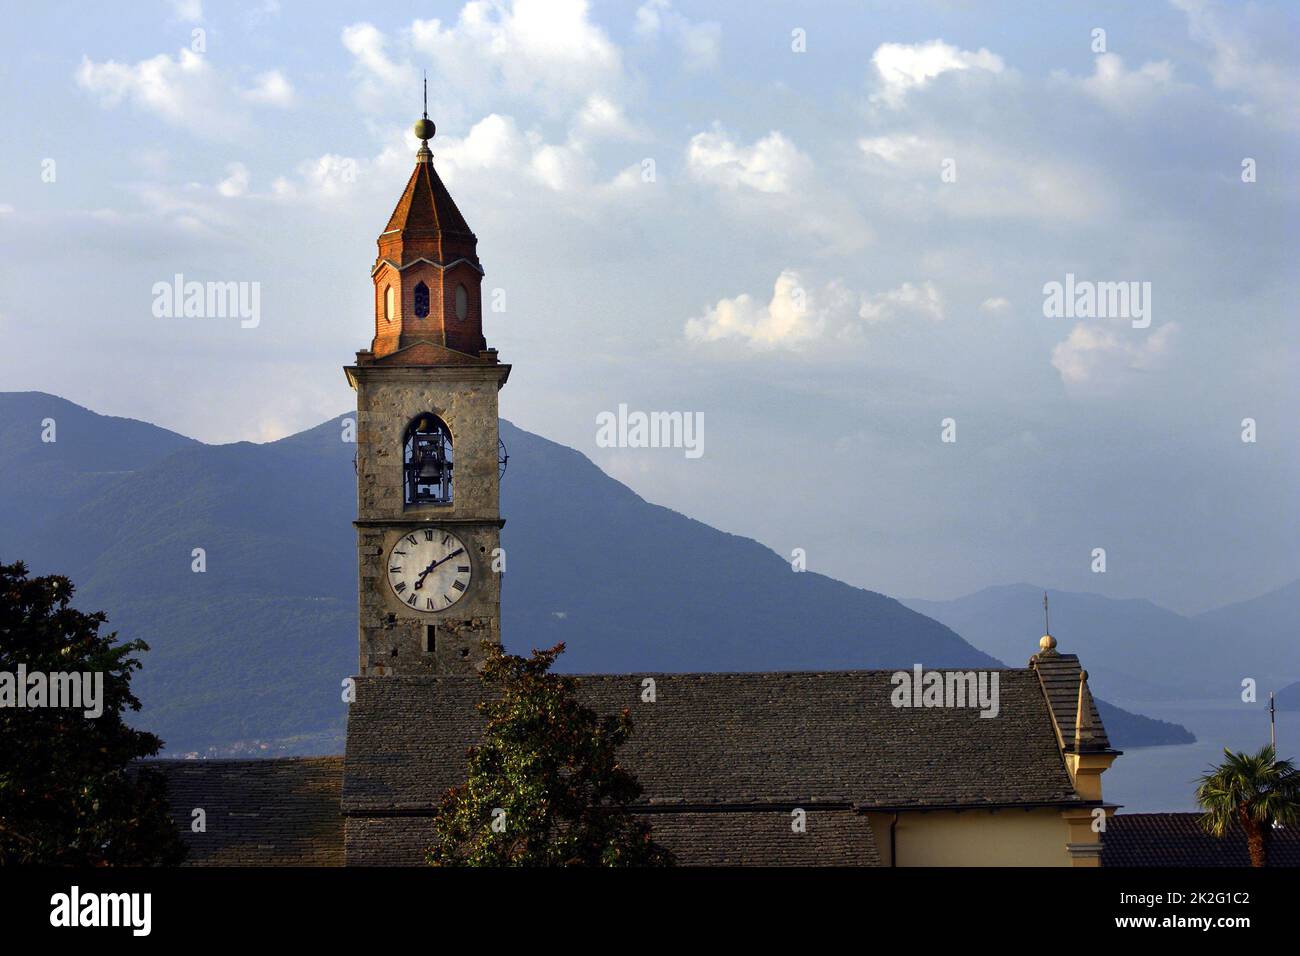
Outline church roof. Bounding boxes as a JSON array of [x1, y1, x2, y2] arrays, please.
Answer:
[[145, 757, 344, 866], [342, 668, 1088, 815], [141, 664, 1104, 866], [379, 156, 477, 264], [344, 807, 879, 867], [1030, 652, 1114, 752]]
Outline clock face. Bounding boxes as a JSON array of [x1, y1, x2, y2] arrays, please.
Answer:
[[387, 528, 472, 612]]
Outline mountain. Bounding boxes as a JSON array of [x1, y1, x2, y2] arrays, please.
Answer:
[[6, 391, 1063, 755], [1192, 580, 1300, 692], [0, 392, 196, 546], [1279, 681, 1300, 712], [904, 581, 1300, 705]]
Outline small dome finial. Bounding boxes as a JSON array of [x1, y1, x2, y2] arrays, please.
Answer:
[[413, 70, 435, 160], [1038, 591, 1058, 654]]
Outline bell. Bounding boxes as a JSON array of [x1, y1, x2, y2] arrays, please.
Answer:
[[417, 448, 443, 480]]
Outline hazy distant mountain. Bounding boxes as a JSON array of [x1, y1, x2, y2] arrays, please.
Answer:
[[1192, 580, 1300, 694], [904, 581, 1300, 704], [0, 392, 1196, 752], [1279, 681, 1300, 712]]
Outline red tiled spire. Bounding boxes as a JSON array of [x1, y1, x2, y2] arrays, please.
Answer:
[[363, 97, 491, 365], [378, 157, 478, 267]]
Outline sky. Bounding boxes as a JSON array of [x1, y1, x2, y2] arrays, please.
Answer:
[[0, 0, 1296, 615]]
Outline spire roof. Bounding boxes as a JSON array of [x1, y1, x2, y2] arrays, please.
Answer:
[[382, 159, 475, 245], [377, 99, 478, 266]]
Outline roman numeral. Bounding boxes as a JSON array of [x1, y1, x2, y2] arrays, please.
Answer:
[[390, 566, 403, 574], [406, 534, 418, 546], [456, 565, 470, 573], [442, 534, 452, 546], [424, 529, 434, 541], [394, 582, 407, 593], [426, 598, 435, 610], [407, 595, 418, 607], [451, 580, 466, 592]]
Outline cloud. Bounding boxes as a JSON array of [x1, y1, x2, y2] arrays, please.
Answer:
[[685, 272, 943, 349], [1173, 0, 1300, 130], [686, 126, 810, 194], [857, 132, 1109, 223], [573, 95, 641, 141], [1056, 53, 1180, 112], [980, 297, 1010, 313], [341, 22, 419, 105], [1051, 322, 1178, 390], [346, 1, 624, 119], [858, 281, 944, 324], [76, 50, 295, 137], [440, 113, 593, 191], [870, 39, 1004, 107], [635, 0, 721, 71], [272, 154, 362, 202], [685, 126, 868, 248], [217, 162, 250, 197], [170, 0, 202, 22], [685, 271, 839, 348], [244, 70, 295, 107]]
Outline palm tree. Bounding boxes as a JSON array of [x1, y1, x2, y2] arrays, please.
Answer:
[[1196, 745, 1300, 867]]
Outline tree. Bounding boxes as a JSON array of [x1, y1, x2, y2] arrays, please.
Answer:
[[0, 561, 185, 865], [427, 642, 673, 866], [1196, 745, 1300, 867]]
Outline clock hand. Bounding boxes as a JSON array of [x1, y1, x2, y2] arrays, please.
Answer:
[[413, 548, 465, 590]]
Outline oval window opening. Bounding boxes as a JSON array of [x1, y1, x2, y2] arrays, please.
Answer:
[[455, 284, 469, 321], [384, 285, 395, 322]]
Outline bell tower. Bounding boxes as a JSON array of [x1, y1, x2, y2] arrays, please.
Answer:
[[344, 97, 508, 676]]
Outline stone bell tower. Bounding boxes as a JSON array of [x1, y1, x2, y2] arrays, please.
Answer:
[[344, 98, 508, 676]]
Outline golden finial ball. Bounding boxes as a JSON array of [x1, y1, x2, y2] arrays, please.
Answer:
[[413, 117, 435, 141], [1039, 633, 1057, 652]]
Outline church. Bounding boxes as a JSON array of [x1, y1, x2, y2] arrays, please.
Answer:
[[150, 108, 1130, 868]]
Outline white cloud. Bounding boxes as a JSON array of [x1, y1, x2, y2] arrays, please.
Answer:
[[438, 113, 530, 173], [244, 70, 295, 107], [686, 272, 944, 349], [170, 0, 202, 22], [573, 95, 640, 141], [341, 22, 418, 105], [686, 271, 839, 348], [217, 162, 250, 197], [1173, 0, 1300, 130], [686, 127, 810, 194], [346, 1, 623, 118], [870, 39, 1004, 107], [635, 0, 721, 71], [980, 296, 1010, 313], [76, 50, 296, 137], [1051, 322, 1178, 390], [687, 125, 870, 251], [441, 113, 593, 191], [77, 49, 227, 132], [857, 132, 1109, 223], [1057, 53, 1179, 112], [290, 154, 361, 200], [859, 281, 944, 324]]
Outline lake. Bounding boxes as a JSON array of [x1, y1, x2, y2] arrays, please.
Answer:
[[1103, 697, 1300, 812]]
